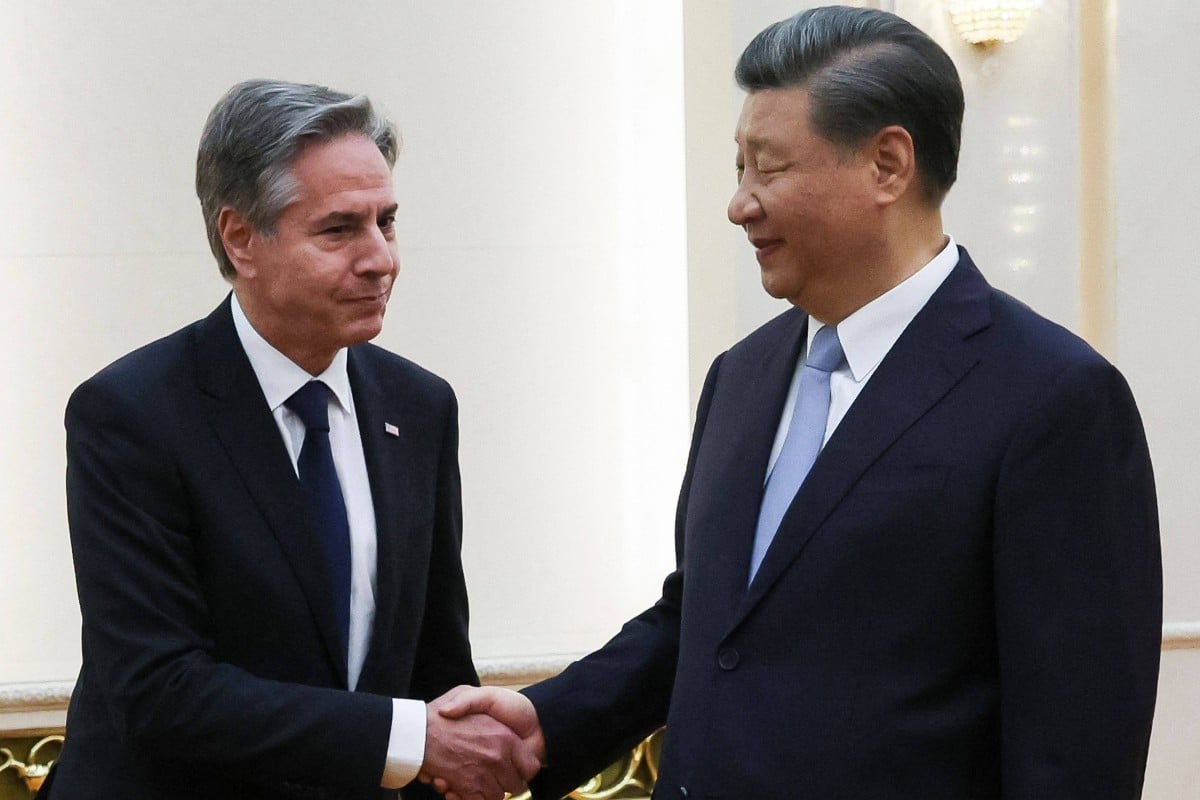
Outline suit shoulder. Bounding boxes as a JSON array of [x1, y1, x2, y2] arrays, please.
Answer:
[[976, 289, 1146, 427], [988, 288, 1111, 372], [68, 320, 202, 411], [351, 342, 456, 403]]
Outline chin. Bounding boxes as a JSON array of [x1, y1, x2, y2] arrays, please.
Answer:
[[344, 319, 386, 346], [760, 272, 798, 301]]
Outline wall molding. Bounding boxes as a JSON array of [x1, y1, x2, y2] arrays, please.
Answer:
[[476, 653, 578, 687], [0, 655, 583, 734], [0, 681, 73, 735], [0, 682, 73, 712], [1162, 621, 1200, 651], [5, 625, 1197, 733]]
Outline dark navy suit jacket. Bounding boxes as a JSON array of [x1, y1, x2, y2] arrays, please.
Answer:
[[46, 297, 476, 800], [526, 250, 1162, 800]]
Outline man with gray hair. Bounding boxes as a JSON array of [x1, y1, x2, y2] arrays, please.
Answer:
[[45, 79, 539, 800], [434, 7, 1161, 799]]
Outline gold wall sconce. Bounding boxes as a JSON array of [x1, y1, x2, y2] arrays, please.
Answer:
[[946, 0, 1042, 46]]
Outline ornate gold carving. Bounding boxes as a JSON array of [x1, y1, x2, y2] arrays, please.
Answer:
[[0, 730, 663, 799], [509, 729, 662, 800], [0, 735, 62, 794]]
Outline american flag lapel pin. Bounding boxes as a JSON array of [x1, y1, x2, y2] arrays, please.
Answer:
[[384, 422, 400, 437]]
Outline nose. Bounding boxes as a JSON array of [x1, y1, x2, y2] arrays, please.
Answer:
[[357, 225, 399, 277], [727, 181, 763, 226]]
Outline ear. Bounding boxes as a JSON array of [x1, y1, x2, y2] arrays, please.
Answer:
[[217, 207, 257, 279], [868, 125, 917, 206]]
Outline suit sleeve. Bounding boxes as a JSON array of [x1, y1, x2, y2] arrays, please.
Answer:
[[65, 377, 394, 794], [992, 359, 1161, 799], [408, 386, 479, 699], [522, 353, 726, 800], [396, 386, 479, 800]]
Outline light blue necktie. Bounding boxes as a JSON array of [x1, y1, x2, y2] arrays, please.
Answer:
[[748, 325, 845, 583]]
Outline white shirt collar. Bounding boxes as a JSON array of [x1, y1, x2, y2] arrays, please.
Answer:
[[809, 236, 960, 382], [230, 292, 354, 415]]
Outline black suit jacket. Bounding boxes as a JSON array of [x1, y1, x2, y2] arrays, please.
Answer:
[[525, 250, 1162, 799], [46, 298, 476, 799]]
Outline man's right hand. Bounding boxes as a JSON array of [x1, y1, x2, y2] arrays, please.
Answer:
[[420, 687, 544, 800]]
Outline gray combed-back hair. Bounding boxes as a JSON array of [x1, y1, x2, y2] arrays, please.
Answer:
[[736, 6, 963, 203], [196, 79, 399, 279]]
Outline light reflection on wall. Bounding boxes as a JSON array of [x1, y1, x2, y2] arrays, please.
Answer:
[[1001, 114, 1042, 273], [933, 0, 1079, 333]]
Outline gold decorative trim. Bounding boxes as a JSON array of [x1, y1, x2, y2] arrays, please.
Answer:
[[0, 735, 62, 793], [1162, 621, 1200, 651], [568, 730, 660, 800], [0, 683, 72, 736], [508, 730, 662, 800]]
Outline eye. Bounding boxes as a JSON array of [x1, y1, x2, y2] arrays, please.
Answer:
[[735, 164, 745, 182], [322, 224, 349, 235], [378, 213, 396, 230]]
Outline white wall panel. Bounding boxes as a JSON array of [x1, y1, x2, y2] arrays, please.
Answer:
[[1114, 0, 1200, 623]]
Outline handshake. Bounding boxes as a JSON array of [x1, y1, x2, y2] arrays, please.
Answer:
[[419, 686, 546, 800]]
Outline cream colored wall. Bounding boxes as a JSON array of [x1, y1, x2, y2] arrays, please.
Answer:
[[0, 1, 688, 699], [1113, 1, 1200, 794]]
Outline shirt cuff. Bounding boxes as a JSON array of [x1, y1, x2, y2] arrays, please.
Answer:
[[380, 698, 427, 789]]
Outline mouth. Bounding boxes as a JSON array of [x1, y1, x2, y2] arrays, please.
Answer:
[[346, 289, 390, 304], [749, 237, 784, 259]]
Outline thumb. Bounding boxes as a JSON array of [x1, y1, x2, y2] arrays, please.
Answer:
[[436, 686, 499, 719]]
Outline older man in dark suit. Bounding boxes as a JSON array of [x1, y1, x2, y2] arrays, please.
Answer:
[[434, 7, 1162, 800], [45, 80, 539, 800]]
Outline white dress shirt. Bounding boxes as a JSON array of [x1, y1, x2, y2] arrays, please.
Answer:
[[765, 237, 960, 478], [231, 294, 425, 788]]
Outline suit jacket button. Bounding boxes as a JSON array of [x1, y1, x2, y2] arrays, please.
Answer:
[[718, 647, 740, 670]]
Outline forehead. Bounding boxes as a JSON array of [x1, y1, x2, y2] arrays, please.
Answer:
[[289, 133, 394, 204], [735, 87, 815, 150]]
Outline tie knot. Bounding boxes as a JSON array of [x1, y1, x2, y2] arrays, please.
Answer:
[[806, 325, 845, 373], [285, 380, 333, 432]]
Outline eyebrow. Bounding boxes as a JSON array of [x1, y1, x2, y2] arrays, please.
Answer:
[[313, 204, 399, 227], [738, 134, 775, 151]]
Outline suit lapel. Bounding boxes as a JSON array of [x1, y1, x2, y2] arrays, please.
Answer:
[[194, 297, 348, 686], [697, 309, 809, 620], [349, 349, 427, 692], [729, 253, 994, 630]]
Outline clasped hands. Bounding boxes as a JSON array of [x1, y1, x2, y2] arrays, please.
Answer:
[[419, 686, 545, 800]]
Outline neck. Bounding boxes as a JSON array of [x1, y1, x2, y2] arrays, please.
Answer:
[[803, 211, 946, 325], [233, 290, 337, 376]]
